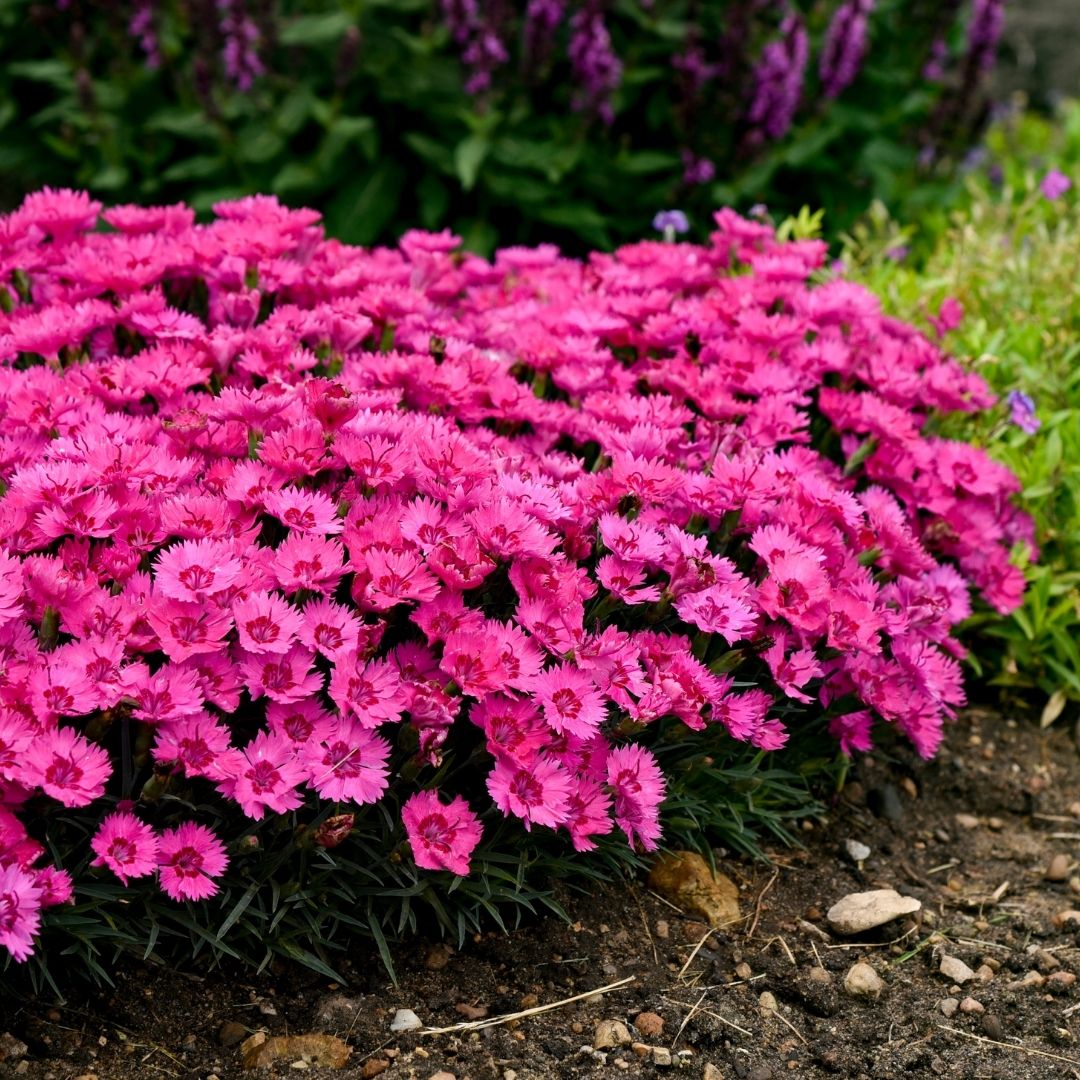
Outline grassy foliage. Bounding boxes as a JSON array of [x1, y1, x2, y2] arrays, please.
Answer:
[[841, 101, 1080, 719]]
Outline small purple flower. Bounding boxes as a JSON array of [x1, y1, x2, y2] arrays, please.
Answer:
[[922, 37, 948, 82], [1040, 169, 1072, 201], [653, 210, 689, 239], [966, 0, 1005, 74], [672, 44, 718, 95], [217, 0, 264, 90], [885, 245, 909, 262], [1006, 390, 1040, 434], [523, 0, 566, 70], [681, 151, 715, 186], [819, 0, 874, 99], [129, 0, 161, 69], [747, 10, 808, 143], [568, 5, 622, 124]]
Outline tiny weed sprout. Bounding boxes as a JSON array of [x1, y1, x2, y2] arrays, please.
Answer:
[[0, 191, 1028, 968]]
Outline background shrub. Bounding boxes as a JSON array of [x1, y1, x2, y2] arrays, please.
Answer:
[[0, 0, 1003, 252]]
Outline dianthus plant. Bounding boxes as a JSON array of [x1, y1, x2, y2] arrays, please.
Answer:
[[0, 190, 1029, 963]]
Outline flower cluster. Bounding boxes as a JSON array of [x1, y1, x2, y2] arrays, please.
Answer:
[[747, 10, 809, 142], [819, 0, 874, 99], [0, 189, 1028, 962]]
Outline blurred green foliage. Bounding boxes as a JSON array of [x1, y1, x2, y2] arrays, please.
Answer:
[[0, 0, 991, 253]]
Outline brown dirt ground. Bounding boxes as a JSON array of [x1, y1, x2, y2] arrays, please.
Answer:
[[3, 707, 1080, 1080]]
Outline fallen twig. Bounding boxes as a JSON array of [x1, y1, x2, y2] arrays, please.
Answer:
[[662, 996, 753, 1038], [938, 1024, 1080, 1067], [670, 988, 708, 1048], [677, 927, 715, 980], [420, 976, 635, 1035], [747, 869, 779, 939]]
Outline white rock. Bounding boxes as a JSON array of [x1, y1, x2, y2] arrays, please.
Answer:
[[939, 955, 975, 984], [758, 991, 778, 1016], [845, 839, 871, 862], [844, 962, 885, 998], [390, 1009, 422, 1033], [939, 997, 959, 1017], [827, 889, 922, 934]]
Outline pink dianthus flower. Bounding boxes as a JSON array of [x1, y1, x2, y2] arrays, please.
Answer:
[[24, 726, 111, 807], [402, 790, 483, 876], [0, 861, 43, 962], [157, 822, 229, 901], [90, 812, 159, 885]]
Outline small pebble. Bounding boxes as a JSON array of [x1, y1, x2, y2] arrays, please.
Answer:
[[389, 1009, 422, 1033], [655, 920, 669, 939], [425, 943, 454, 970], [959, 997, 984, 1014], [844, 962, 884, 999], [758, 991, 778, 1016], [939, 956, 975, 984], [939, 998, 959, 1018], [808, 966, 832, 985], [1048, 971, 1077, 989], [735, 962, 753, 980], [1053, 910, 1080, 928], [1006, 971, 1045, 990], [982, 1015, 1003, 1041], [593, 1020, 632, 1050], [974, 965, 995, 983], [633, 1012, 664, 1039], [845, 839, 871, 862], [652, 1047, 673, 1067], [454, 1003, 488, 1020], [954, 813, 980, 830], [217, 1022, 247, 1048], [1046, 854, 1071, 882]]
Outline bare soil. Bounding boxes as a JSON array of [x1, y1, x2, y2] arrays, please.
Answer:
[[3, 707, 1080, 1080]]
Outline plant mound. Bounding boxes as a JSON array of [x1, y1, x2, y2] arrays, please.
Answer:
[[0, 190, 1029, 966]]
